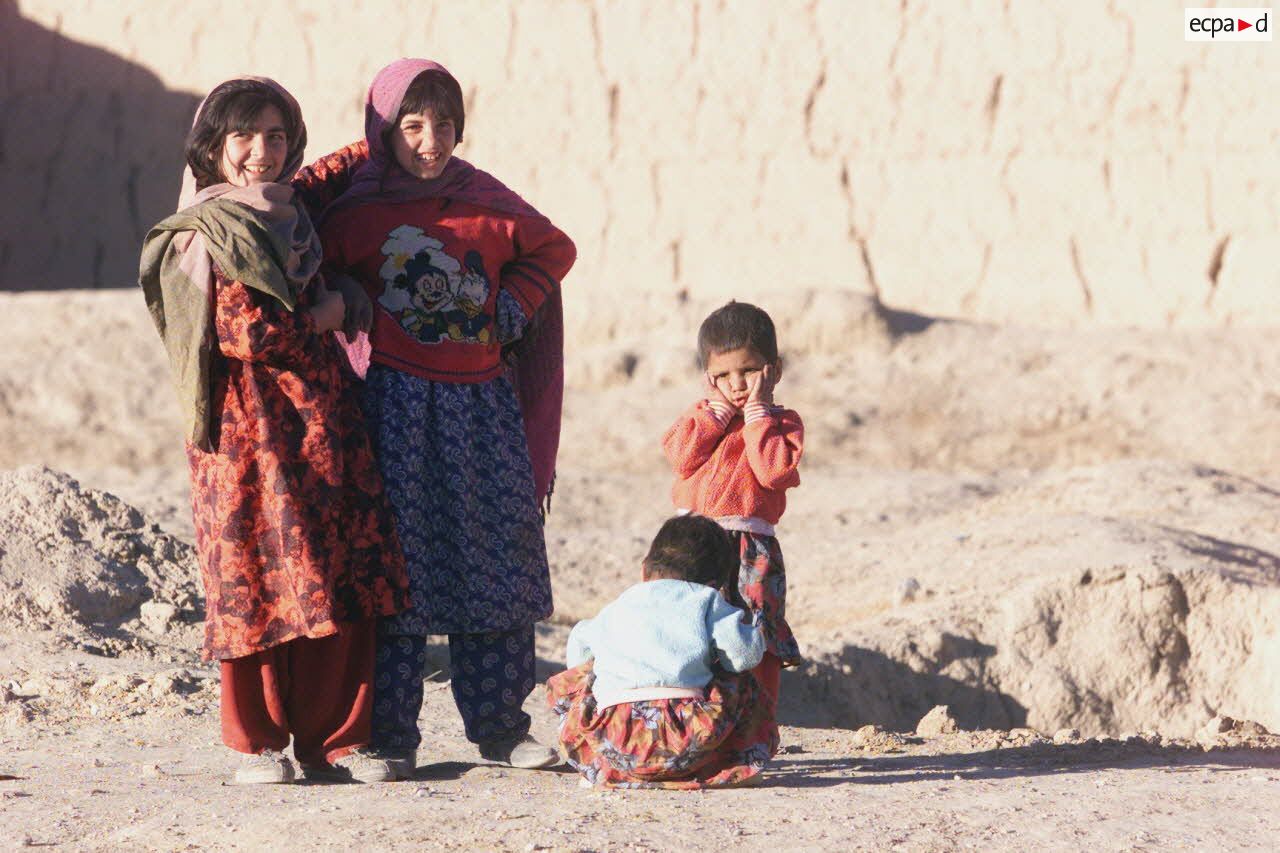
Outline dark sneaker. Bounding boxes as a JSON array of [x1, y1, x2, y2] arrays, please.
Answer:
[[478, 735, 561, 770]]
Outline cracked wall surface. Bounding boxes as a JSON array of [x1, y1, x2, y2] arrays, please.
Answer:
[[4, 0, 1279, 327]]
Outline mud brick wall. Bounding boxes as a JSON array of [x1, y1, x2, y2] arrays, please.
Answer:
[[4, 0, 1278, 328]]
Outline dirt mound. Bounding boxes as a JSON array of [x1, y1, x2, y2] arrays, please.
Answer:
[[0, 466, 199, 648], [782, 462, 1280, 737]]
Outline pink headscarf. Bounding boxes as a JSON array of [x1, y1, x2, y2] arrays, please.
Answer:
[[178, 76, 310, 211], [325, 58, 564, 507], [175, 75, 321, 309], [142, 76, 322, 451]]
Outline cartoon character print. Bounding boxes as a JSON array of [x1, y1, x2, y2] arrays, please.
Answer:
[[378, 225, 493, 345]]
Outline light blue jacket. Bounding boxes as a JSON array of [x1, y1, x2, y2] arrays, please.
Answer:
[[566, 579, 764, 707]]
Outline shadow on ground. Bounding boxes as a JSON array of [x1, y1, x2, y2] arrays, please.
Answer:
[[780, 640, 1027, 732], [762, 740, 1280, 789]]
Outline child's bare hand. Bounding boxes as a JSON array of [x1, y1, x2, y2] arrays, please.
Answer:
[[747, 363, 777, 406], [309, 285, 347, 334], [329, 271, 372, 338], [703, 372, 738, 411]]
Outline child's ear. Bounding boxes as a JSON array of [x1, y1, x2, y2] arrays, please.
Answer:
[[772, 357, 784, 383]]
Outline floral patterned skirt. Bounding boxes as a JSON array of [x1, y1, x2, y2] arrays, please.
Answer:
[[360, 365, 552, 636], [546, 663, 779, 789], [730, 531, 802, 666]]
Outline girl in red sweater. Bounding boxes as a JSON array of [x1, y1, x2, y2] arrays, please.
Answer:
[[661, 301, 804, 722], [291, 59, 575, 776]]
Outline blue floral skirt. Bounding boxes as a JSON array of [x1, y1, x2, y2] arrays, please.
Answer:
[[360, 365, 553, 636]]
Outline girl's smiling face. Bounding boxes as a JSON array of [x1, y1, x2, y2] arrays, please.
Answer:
[[219, 104, 288, 187], [390, 108, 456, 180]]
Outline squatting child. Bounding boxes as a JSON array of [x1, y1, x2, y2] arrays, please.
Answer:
[[661, 301, 804, 723], [547, 514, 779, 788]]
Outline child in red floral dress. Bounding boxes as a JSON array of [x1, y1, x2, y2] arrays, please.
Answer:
[[547, 514, 778, 788], [662, 301, 804, 725], [139, 77, 408, 785]]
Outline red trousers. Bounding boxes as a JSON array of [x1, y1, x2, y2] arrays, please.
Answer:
[[752, 652, 782, 721], [220, 620, 375, 767]]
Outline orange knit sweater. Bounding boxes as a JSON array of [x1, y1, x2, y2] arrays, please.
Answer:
[[662, 400, 804, 526]]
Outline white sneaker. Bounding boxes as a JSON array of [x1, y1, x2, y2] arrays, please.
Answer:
[[302, 748, 395, 783], [479, 735, 561, 770], [370, 747, 416, 781], [233, 749, 295, 785]]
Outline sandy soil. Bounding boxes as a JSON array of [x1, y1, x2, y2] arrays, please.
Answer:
[[4, 626, 1278, 852], [1, 290, 1278, 851]]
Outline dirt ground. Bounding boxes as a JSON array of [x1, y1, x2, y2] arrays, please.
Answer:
[[3, 628, 1278, 852], [2, 290, 1279, 851]]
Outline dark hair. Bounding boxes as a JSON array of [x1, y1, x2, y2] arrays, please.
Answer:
[[184, 80, 303, 190], [643, 515, 737, 589], [696, 300, 779, 368], [390, 69, 466, 143]]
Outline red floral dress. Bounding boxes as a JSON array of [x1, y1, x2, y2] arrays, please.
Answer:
[[187, 267, 409, 661], [547, 662, 780, 789]]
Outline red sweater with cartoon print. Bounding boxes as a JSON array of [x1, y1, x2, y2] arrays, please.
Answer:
[[662, 400, 804, 526], [320, 197, 574, 383]]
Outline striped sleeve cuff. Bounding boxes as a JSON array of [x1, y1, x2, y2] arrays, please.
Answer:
[[742, 402, 775, 424], [705, 401, 736, 428]]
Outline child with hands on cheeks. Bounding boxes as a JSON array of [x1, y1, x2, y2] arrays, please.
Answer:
[[662, 301, 804, 726]]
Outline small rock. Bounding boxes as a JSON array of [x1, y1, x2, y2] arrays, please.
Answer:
[[851, 724, 882, 747], [141, 763, 163, 778], [1238, 720, 1271, 737], [1053, 728, 1080, 745], [916, 705, 958, 737], [893, 577, 922, 605], [1206, 715, 1235, 734], [150, 670, 193, 698], [1196, 715, 1235, 747], [91, 674, 144, 694], [140, 601, 180, 634], [150, 678, 180, 698]]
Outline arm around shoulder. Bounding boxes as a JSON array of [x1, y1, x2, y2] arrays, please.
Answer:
[[290, 140, 370, 220]]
